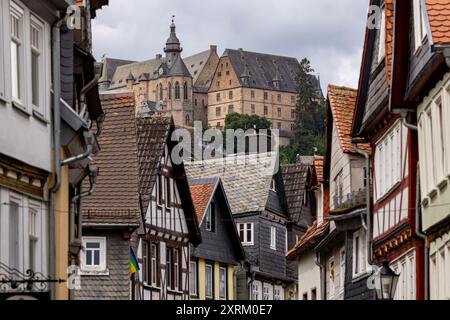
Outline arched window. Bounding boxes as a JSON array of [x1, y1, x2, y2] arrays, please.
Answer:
[[183, 82, 188, 100], [168, 83, 172, 100], [159, 83, 163, 101], [185, 114, 190, 125], [175, 82, 180, 100]]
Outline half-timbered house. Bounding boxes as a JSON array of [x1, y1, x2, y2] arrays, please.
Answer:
[[352, 0, 425, 300], [389, 0, 450, 300], [135, 112, 201, 300]]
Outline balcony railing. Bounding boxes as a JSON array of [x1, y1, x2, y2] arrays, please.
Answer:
[[333, 188, 367, 210]]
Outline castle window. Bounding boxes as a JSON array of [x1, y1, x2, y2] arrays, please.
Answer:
[[277, 94, 282, 102], [277, 122, 281, 129], [291, 109, 295, 119], [264, 106, 268, 116], [186, 114, 190, 125], [216, 93, 221, 102], [183, 82, 188, 100], [251, 91, 255, 99], [159, 83, 163, 101], [168, 83, 172, 99], [251, 104, 255, 114], [216, 107, 221, 117], [278, 108, 281, 118], [226, 71, 230, 76], [175, 82, 180, 99], [228, 105, 234, 114], [194, 99, 198, 106], [229, 91, 233, 99], [264, 92, 268, 100]]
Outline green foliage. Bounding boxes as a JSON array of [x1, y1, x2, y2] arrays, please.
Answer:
[[225, 113, 272, 131]]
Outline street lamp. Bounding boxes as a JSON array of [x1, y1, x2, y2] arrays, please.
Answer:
[[375, 261, 400, 300]]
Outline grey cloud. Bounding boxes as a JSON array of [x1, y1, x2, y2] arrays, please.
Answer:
[[92, 0, 369, 91]]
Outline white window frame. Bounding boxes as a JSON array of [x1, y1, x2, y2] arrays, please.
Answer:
[[252, 281, 262, 300], [142, 241, 148, 284], [205, 202, 215, 232], [29, 14, 46, 117], [328, 257, 335, 300], [8, 195, 21, 271], [238, 223, 254, 246], [270, 226, 277, 250], [339, 247, 346, 294], [205, 263, 214, 299], [413, 0, 428, 51], [391, 249, 416, 300], [377, 6, 386, 63], [352, 229, 369, 278], [28, 203, 39, 271], [10, 1, 25, 108], [81, 237, 107, 273], [190, 261, 198, 297], [219, 266, 227, 300], [0, 0, 6, 101], [173, 248, 180, 291], [151, 243, 158, 287]]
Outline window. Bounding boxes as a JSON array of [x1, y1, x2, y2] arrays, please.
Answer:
[[216, 122, 221, 129], [219, 266, 227, 300], [413, 0, 427, 50], [173, 249, 180, 291], [392, 250, 416, 300], [151, 243, 159, 286], [251, 91, 255, 99], [290, 123, 295, 131], [229, 91, 233, 99], [166, 248, 173, 290], [158, 174, 164, 206], [334, 170, 344, 206], [159, 83, 163, 101], [277, 94, 281, 102], [175, 82, 180, 99], [217, 81, 220, 88], [29, 207, 38, 270], [168, 82, 172, 99], [291, 109, 295, 119], [238, 223, 254, 246], [377, 8, 386, 63], [185, 114, 190, 126], [270, 226, 277, 250], [205, 202, 216, 232], [216, 93, 221, 102], [10, 3, 24, 105], [277, 108, 281, 117], [375, 121, 403, 200], [311, 288, 317, 300], [183, 82, 188, 100], [263, 285, 270, 300], [264, 92, 268, 100], [328, 258, 335, 299], [252, 282, 262, 300], [340, 247, 346, 293], [81, 237, 107, 272], [142, 242, 148, 284], [226, 70, 230, 76], [352, 229, 369, 278], [277, 122, 281, 130], [264, 106, 268, 115], [205, 263, 214, 299], [202, 99, 205, 107], [274, 287, 281, 300], [194, 99, 198, 106], [9, 201, 20, 270], [216, 107, 221, 117], [228, 104, 234, 114], [190, 261, 198, 297], [30, 16, 44, 113], [291, 96, 295, 104], [218, 71, 222, 77], [251, 104, 255, 114], [302, 292, 308, 300]]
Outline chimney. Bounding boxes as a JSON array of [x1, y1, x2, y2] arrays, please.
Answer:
[[210, 45, 217, 53]]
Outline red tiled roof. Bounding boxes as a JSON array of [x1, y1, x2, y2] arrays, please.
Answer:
[[287, 220, 330, 259], [189, 183, 216, 222], [327, 85, 371, 154], [426, 0, 450, 45], [83, 91, 140, 226], [314, 156, 324, 183]]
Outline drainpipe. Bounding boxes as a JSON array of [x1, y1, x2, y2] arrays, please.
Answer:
[[431, 45, 450, 68], [353, 143, 373, 266], [415, 163, 429, 300], [61, 131, 95, 166], [398, 110, 418, 131], [49, 15, 66, 301], [314, 252, 326, 300]]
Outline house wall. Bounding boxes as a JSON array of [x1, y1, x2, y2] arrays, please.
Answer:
[[191, 259, 235, 300], [429, 231, 450, 300], [258, 215, 287, 279], [329, 123, 350, 210], [74, 230, 130, 300], [297, 250, 321, 300]]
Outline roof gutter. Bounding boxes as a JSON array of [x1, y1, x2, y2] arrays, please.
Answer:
[[431, 45, 450, 69]]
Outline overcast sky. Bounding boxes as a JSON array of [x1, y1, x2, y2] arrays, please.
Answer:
[[92, 0, 369, 92]]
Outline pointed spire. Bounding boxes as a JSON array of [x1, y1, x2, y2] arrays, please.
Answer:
[[164, 16, 182, 56]]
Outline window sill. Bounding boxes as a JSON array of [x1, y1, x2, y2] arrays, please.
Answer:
[[80, 269, 110, 276], [12, 101, 31, 117], [0, 95, 8, 104], [352, 271, 371, 283], [143, 284, 160, 290], [32, 110, 50, 125], [242, 243, 254, 247], [167, 289, 183, 295]]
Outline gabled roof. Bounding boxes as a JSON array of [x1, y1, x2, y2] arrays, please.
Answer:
[[184, 49, 214, 84], [82, 91, 140, 226], [224, 49, 323, 97], [168, 54, 192, 77], [426, 0, 450, 45], [286, 220, 330, 259], [99, 57, 136, 85], [281, 164, 311, 226], [185, 152, 282, 215], [327, 85, 371, 154], [110, 58, 161, 88], [189, 178, 219, 223]]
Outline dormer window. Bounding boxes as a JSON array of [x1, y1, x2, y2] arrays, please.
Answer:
[[413, 0, 428, 51], [377, 7, 386, 64], [205, 202, 216, 232]]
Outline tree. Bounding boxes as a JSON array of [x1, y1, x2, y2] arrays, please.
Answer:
[[281, 58, 325, 163], [224, 113, 272, 130]]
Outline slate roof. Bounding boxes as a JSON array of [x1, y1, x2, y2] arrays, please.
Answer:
[[224, 49, 323, 97], [425, 0, 450, 45], [286, 220, 330, 259], [189, 178, 218, 222], [281, 164, 311, 226], [99, 58, 136, 85], [110, 58, 161, 88], [185, 152, 280, 215], [327, 85, 371, 154], [82, 91, 140, 226], [184, 49, 213, 84]]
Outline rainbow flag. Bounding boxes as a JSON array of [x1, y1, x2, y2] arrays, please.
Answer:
[[130, 247, 140, 274]]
